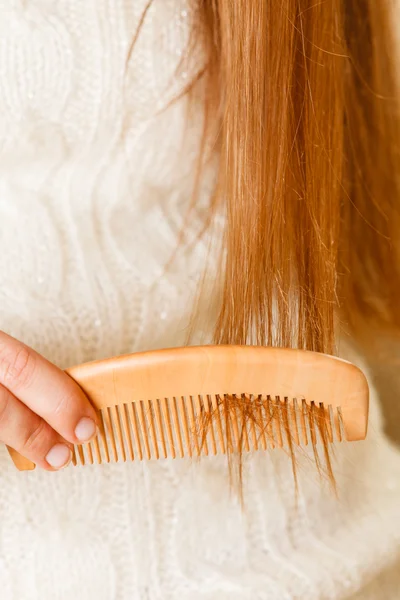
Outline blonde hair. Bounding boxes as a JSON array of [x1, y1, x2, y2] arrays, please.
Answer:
[[188, 0, 400, 353], [189, 1, 400, 486], [133, 1, 400, 487]]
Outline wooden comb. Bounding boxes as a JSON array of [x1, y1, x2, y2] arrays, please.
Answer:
[[7, 345, 369, 471]]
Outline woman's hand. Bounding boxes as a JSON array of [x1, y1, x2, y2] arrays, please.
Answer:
[[0, 331, 98, 470]]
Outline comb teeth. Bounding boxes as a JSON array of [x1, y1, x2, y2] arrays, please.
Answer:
[[71, 395, 346, 467]]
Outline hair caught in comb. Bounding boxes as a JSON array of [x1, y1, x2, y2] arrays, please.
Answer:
[[176, 0, 400, 488], [122, 2, 393, 491], [196, 394, 337, 497]]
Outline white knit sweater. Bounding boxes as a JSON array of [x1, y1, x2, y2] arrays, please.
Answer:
[[0, 2, 400, 599]]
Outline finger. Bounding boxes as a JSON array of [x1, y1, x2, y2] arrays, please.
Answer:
[[0, 331, 99, 445], [0, 383, 72, 470]]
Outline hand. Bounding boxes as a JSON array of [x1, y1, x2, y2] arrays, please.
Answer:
[[0, 331, 99, 470]]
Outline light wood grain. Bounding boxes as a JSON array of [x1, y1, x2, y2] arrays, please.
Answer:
[[7, 345, 369, 471]]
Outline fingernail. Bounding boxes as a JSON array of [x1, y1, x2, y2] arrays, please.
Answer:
[[74, 417, 97, 442], [46, 444, 72, 469]]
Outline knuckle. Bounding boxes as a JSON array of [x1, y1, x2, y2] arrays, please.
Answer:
[[21, 419, 49, 455], [0, 345, 36, 390], [52, 392, 72, 417]]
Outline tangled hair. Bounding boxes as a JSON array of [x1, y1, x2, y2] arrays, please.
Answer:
[[133, 1, 400, 488], [194, 1, 400, 487]]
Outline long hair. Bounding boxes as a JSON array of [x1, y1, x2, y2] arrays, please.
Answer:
[[186, 1, 400, 487], [133, 1, 400, 488], [191, 0, 400, 353]]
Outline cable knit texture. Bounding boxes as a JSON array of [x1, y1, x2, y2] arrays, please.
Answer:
[[0, 1, 400, 598]]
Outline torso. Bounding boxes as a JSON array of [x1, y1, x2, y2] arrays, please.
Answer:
[[0, 3, 399, 599], [0, 0, 215, 367]]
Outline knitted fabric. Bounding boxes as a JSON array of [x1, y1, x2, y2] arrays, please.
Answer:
[[0, 2, 399, 598]]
